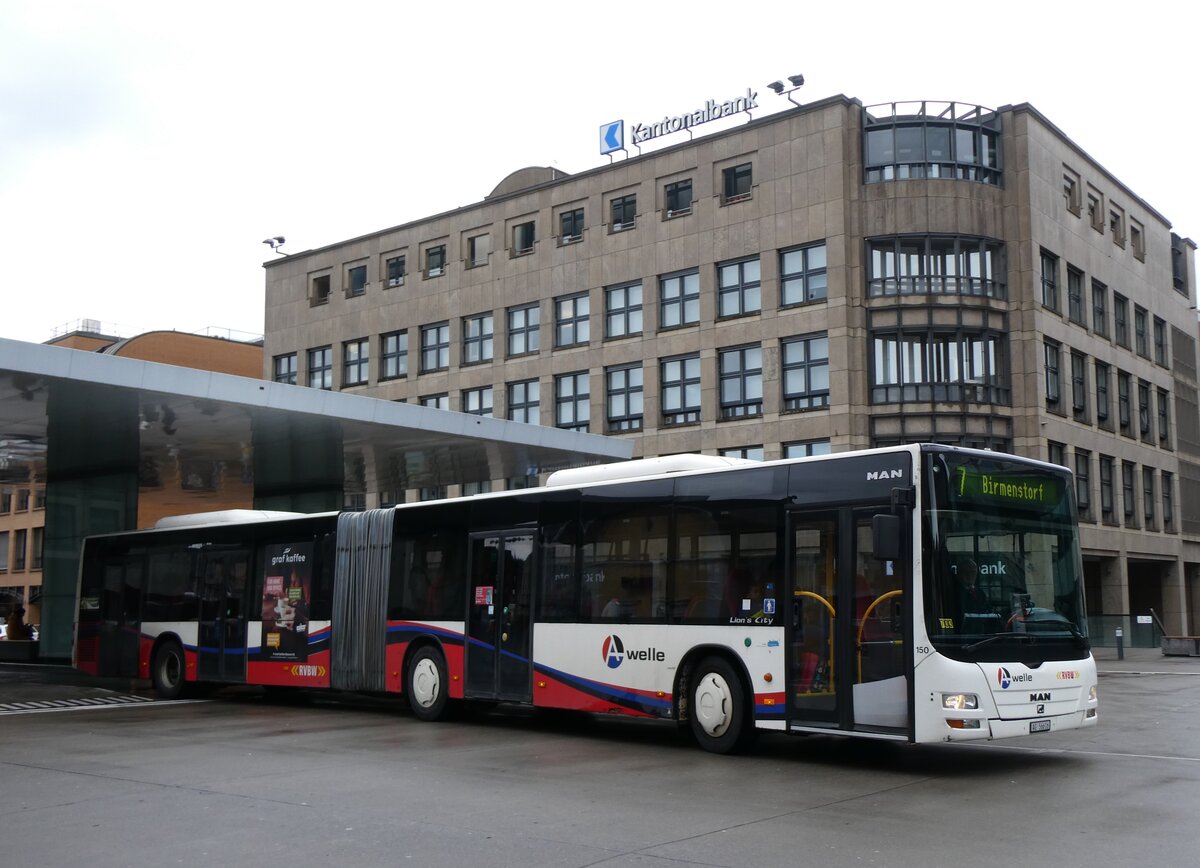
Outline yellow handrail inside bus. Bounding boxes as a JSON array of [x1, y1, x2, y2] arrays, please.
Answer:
[[857, 589, 903, 682], [793, 590, 835, 693]]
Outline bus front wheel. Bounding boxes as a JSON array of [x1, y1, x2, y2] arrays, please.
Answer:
[[406, 646, 449, 721], [151, 640, 186, 700], [690, 656, 753, 754]]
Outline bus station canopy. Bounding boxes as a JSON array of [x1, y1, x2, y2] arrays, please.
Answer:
[[0, 337, 632, 501]]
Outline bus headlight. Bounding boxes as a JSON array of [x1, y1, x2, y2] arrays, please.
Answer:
[[942, 693, 978, 710], [1089, 686, 1098, 702]]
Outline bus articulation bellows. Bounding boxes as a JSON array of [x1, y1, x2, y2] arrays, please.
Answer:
[[74, 445, 1097, 753]]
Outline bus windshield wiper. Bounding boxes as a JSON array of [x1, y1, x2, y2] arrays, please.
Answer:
[[962, 631, 1037, 653]]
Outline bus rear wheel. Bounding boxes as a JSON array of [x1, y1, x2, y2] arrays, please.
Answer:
[[151, 640, 186, 700], [406, 646, 449, 721], [689, 656, 754, 754]]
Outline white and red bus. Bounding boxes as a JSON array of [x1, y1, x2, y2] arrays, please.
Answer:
[[74, 445, 1097, 753]]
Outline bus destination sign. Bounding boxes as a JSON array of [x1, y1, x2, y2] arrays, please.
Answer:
[[954, 466, 1060, 506]]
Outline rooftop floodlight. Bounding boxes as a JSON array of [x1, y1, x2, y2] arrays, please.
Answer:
[[767, 80, 785, 94], [263, 236, 287, 255], [788, 74, 805, 87]]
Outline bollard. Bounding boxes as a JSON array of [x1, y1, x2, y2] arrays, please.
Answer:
[[1115, 626, 1124, 661]]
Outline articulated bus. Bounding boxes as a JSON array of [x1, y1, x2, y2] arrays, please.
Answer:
[[74, 445, 1097, 753]]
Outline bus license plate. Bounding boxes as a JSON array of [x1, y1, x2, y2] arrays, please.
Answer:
[[1029, 720, 1051, 733]]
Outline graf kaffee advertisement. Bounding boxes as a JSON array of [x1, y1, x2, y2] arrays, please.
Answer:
[[260, 543, 313, 661]]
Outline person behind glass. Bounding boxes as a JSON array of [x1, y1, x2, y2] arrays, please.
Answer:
[[5, 605, 31, 641], [956, 558, 990, 617]]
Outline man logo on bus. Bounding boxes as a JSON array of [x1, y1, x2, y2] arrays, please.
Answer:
[[602, 635, 626, 669]]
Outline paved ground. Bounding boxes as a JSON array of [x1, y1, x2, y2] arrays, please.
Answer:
[[1, 648, 1198, 868]]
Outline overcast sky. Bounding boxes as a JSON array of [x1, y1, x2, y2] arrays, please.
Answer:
[[2, 1, 1197, 343]]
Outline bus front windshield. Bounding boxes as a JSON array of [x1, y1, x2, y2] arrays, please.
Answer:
[[925, 452, 1089, 662]]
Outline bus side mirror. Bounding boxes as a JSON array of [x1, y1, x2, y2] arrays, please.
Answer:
[[872, 514, 901, 561]]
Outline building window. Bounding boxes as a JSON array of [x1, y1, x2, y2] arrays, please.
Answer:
[[1158, 388, 1170, 447], [555, 293, 590, 347], [462, 480, 492, 497], [13, 528, 26, 571], [661, 354, 701, 425], [1142, 466, 1156, 529], [386, 255, 406, 288], [462, 313, 494, 365], [606, 364, 643, 432], [1114, 294, 1130, 348], [719, 345, 763, 419], [862, 101, 1001, 185], [512, 221, 535, 256], [1117, 371, 1132, 435], [784, 440, 832, 458], [1066, 266, 1084, 325], [1131, 220, 1145, 260], [380, 331, 408, 380], [1091, 280, 1107, 337], [420, 322, 450, 373], [1109, 207, 1126, 246], [611, 194, 636, 231], [0, 488, 8, 513], [507, 304, 540, 357], [342, 339, 369, 387], [1099, 456, 1115, 523], [717, 256, 761, 318], [425, 245, 446, 278], [1087, 190, 1103, 232], [1043, 342, 1061, 408], [307, 346, 332, 390], [1063, 168, 1081, 214], [346, 264, 367, 297], [560, 208, 584, 243], [507, 379, 540, 424], [665, 179, 692, 217], [780, 242, 828, 305], [310, 273, 331, 307], [605, 282, 643, 339], [1070, 350, 1088, 421], [722, 163, 753, 203], [31, 526, 43, 570], [1048, 441, 1066, 467], [782, 334, 830, 411], [659, 269, 700, 329], [1074, 450, 1091, 520], [462, 386, 493, 417], [721, 446, 764, 461], [1095, 362, 1110, 426], [1134, 306, 1149, 358], [34, 488, 45, 510], [419, 486, 447, 502], [1040, 250, 1059, 311], [868, 236, 1005, 298], [1153, 317, 1168, 366], [1122, 461, 1137, 526], [1162, 471, 1175, 532], [555, 372, 590, 432], [0, 531, 7, 571], [468, 233, 491, 268], [17, 489, 29, 511], [273, 353, 297, 385], [872, 329, 1008, 404], [1138, 380, 1152, 440], [421, 393, 449, 411]]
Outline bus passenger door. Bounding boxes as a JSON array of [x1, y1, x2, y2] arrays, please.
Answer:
[[850, 511, 908, 733], [466, 531, 535, 702], [197, 547, 251, 682], [787, 511, 842, 727]]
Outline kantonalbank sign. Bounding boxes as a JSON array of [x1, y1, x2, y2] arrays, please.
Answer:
[[599, 87, 758, 154]]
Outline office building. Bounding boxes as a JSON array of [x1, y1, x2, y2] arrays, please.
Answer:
[[262, 93, 1199, 634]]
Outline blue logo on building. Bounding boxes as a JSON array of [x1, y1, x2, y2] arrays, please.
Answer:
[[600, 120, 624, 155]]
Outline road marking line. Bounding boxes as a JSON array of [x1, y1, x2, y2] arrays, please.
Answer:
[[0, 698, 206, 715]]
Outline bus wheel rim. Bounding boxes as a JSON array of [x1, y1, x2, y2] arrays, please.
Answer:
[[163, 651, 180, 687], [412, 658, 440, 708], [695, 672, 732, 737]]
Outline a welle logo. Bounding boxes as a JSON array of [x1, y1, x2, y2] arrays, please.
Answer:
[[997, 667, 1033, 690], [601, 635, 665, 669]]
